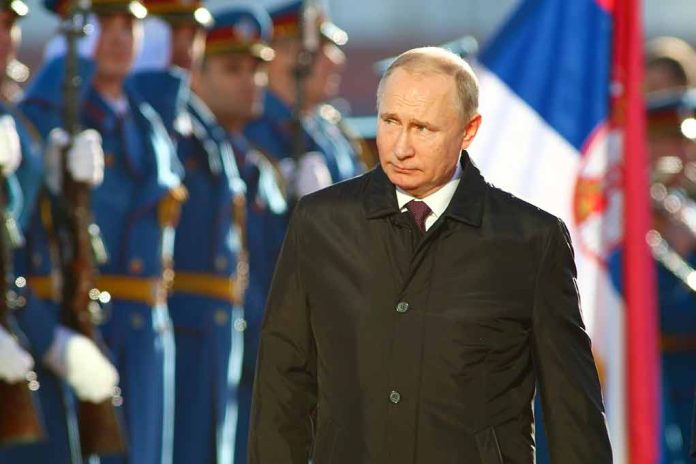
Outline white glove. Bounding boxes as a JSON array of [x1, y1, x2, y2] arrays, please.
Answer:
[[45, 128, 105, 194], [0, 325, 34, 384], [278, 151, 333, 198], [0, 114, 22, 175], [43, 326, 119, 403]]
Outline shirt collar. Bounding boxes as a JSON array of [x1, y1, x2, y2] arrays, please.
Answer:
[[395, 159, 463, 219]]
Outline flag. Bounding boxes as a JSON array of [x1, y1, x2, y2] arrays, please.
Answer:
[[469, 0, 660, 462]]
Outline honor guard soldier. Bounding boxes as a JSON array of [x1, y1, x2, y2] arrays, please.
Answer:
[[244, 0, 363, 199], [1, 2, 117, 463], [646, 89, 696, 462], [20, 1, 185, 463], [130, 1, 248, 462], [189, 6, 290, 462]]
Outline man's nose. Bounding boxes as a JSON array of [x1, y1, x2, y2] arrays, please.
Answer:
[[393, 129, 414, 160]]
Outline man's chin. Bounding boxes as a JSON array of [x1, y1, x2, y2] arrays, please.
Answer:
[[386, 171, 421, 193]]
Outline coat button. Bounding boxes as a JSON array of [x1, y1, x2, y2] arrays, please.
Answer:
[[389, 390, 401, 404], [395, 302, 409, 313]]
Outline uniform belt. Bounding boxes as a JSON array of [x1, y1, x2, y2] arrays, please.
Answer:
[[95, 275, 167, 307], [171, 272, 239, 303], [26, 275, 60, 302]]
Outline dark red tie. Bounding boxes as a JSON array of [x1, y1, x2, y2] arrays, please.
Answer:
[[405, 200, 432, 233]]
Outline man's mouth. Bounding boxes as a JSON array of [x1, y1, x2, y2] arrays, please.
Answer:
[[391, 164, 416, 174]]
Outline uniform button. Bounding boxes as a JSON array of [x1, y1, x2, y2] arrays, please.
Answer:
[[395, 302, 409, 313], [214, 309, 229, 326], [389, 390, 401, 404], [131, 314, 145, 330], [104, 153, 115, 168], [129, 258, 144, 274], [215, 256, 228, 272]]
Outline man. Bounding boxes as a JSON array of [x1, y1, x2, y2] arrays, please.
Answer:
[[1, 1, 117, 463], [244, 0, 363, 197], [249, 47, 612, 463], [189, 6, 289, 463], [130, 2, 248, 462], [646, 91, 696, 461], [21, 1, 184, 463]]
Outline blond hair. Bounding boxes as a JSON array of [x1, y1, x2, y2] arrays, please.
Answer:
[[376, 46, 479, 121]]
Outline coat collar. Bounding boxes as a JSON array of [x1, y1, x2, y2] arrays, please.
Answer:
[[363, 150, 485, 228]]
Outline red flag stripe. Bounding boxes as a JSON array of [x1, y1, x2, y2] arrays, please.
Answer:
[[612, 0, 661, 462]]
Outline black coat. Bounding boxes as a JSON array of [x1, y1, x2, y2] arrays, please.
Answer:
[[249, 153, 612, 463]]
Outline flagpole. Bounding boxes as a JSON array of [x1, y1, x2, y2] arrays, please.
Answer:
[[612, 0, 661, 462]]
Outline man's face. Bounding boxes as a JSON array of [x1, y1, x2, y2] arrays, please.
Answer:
[[268, 38, 344, 107], [376, 68, 481, 198], [305, 42, 345, 105], [645, 62, 684, 94], [195, 53, 267, 126], [170, 23, 205, 71], [0, 12, 20, 76], [94, 14, 139, 81]]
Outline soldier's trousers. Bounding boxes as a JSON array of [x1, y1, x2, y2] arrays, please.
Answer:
[[100, 301, 175, 464], [169, 293, 243, 464]]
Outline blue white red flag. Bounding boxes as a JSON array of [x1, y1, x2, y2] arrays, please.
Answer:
[[470, 0, 660, 462]]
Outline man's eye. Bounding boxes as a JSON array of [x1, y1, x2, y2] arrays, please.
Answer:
[[416, 125, 429, 132]]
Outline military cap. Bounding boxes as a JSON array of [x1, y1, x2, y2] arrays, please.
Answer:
[[269, 0, 347, 47], [44, 0, 147, 19], [205, 6, 274, 61], [142, 0, 212, 28]]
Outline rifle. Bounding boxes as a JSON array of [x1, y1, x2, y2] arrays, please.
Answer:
[[0, 170, 45, 446], [291, 0, 320, 167], [55, 0, 127, 457]]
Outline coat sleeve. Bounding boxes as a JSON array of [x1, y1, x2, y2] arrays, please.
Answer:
[[248, 201, 317, 463], [532, 218, 613, 463]]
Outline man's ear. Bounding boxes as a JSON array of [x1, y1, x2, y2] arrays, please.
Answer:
[[461, 113, 482, 150]]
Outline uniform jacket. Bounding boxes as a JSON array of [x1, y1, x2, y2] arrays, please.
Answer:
[[249, 153, 612, 464], [244, 91, 361, 184]]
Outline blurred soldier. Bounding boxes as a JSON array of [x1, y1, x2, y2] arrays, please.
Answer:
[[20, 1, 185, 463], [130, 0, 212, 136], [130, 2, 249, 463], [645, 36, 696, 95], [189, 6, 288, 462], [646, 89, 696, 462], [244, 0, 363, 199], [0, 2, 117, 463]]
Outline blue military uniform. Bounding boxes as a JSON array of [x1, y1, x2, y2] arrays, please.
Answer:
[[229, 131, 289, 464], [186, 6, 290, 462], [0, 2, 82, 462], [244, 0, 363, 186], [648, 92, 696, 463], [129, 2, 250, 462], [0, 101, 82, 464], [20, 2, 183, 461]]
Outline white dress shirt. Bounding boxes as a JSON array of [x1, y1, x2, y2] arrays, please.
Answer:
[[395, 160, 462, 231]]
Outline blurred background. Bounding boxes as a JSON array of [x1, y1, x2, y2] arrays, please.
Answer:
[[10, 1, 695, 463], [16, 0, 696, 115]]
